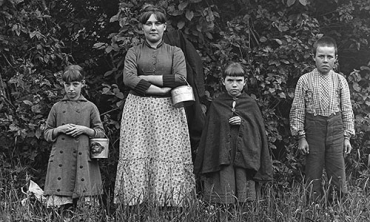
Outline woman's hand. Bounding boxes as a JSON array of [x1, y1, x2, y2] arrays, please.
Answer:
[[229, 116, 242, 125], [161, 87, 172, 95]]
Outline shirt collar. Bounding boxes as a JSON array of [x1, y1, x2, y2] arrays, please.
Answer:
[[144, 40, 164, 49], [314, 68, 333, 77], [61, 95, 88, 102]]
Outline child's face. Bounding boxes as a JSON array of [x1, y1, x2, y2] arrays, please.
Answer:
[[63, 81, 84, 100], [222, 76, 246, 97]]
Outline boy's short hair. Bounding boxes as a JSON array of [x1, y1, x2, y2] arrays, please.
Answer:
[[313, 36, 337, 56], [62, 65, 85, 83], [222, 62, 246, 78], [138, 4, 167, 24]]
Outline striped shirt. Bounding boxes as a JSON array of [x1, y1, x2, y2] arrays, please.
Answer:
[[290, 69, 355, 137]]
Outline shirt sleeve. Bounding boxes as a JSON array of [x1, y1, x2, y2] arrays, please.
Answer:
[[44, 104, 57, 142], [123, 47, 151, 95], [90, 104, 105, 138], [290, 77, 306, 136], [339, 76, 355, 137], [163, 47, 187, 88]]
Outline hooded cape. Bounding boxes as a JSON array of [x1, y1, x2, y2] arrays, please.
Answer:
[[194, 92, 273, 182]]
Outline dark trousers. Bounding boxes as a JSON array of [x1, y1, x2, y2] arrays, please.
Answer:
[[305, 112, 347, 198]]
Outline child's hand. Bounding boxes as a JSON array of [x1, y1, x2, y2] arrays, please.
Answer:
[[57, 124, 74, 134], [65, 124, 88, 137], [229, 116, 241, 125]]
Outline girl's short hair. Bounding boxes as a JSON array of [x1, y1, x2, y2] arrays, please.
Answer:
[[223, 62, 246, 78], [138, 4, 167, 24], [62, 65, 85, 83]]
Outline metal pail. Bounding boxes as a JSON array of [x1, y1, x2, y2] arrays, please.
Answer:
[[90, 138, 109, 158], [171, 85, 195, 108]]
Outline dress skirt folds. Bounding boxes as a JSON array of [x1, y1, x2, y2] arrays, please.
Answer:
[[114, 94, 195, 206]]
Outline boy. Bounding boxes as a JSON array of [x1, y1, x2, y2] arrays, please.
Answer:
[[290, 36, 355, 201]]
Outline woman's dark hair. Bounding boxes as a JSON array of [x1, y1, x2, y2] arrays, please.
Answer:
[[222, 62, 246, 78], [138, 4, 167, 24], [62, 65, 85, 83]]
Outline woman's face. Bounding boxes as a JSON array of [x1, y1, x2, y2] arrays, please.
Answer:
[[142, 14, 166, 44]]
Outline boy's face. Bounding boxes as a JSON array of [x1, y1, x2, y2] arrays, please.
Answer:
[[222, 76, 246, 97], [314, 45, 337, 75], [63, 81, 84, 100]]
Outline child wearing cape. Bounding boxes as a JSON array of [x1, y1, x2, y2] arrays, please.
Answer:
[[194, 62, 273, 204]]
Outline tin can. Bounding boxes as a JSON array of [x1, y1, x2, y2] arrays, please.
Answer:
[[90, 138, 109, 158]]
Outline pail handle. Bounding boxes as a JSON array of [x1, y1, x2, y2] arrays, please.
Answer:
[[179, 75, 191, 87], [93, 131, 108, 139]]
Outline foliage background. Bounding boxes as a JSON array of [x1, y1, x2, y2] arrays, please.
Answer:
[[1, 0, 370, 200]]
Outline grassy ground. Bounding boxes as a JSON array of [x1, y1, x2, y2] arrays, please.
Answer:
[[1, 180, 370, 222]]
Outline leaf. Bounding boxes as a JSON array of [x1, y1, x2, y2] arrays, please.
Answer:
[[29, 31, 36, 39], [353, 83, 361, 92], [259, 36, 267, 42], [177, 21, 185, 29], [185, 10, 194, 21], [31, 105, 41, 113], [110, 14, 119, 23], [102, 87, 114, 95], [104, 70, 114, 77], [278, 92, 286, 98], [274, 39, 283, 45], [93, 42, 106, 49], [23, 100, 33, 106], [360, 66, 370, 71], [9, 124, 19, 132], [205, 32, 213, 39], [299, 0, 307, 6], [116, 100, 124, 108], [115, 92, 124, 99], [9, 0, 23, 5], [35, 128, 42, 139], [105, 46, 113, 53], [287, 0, 296, 7], [178, 1, 188, 11], [190, 0, 202, 2]]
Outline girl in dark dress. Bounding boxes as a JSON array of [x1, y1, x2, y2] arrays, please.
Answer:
[[44, 65, 105, 208]]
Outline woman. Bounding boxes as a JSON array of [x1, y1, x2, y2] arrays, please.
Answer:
[[114, 5, 195, 206]]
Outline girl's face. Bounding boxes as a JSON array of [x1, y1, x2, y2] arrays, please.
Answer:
[[222, 76, 246, 97], [142, 14, 166, 44], [64, 81, 84, 100]]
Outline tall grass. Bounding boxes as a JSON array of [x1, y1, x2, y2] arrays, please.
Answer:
[[2, 179, 370, 222]]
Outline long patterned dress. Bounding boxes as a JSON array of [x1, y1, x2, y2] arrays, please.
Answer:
[[114, 41, 195, 206]]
